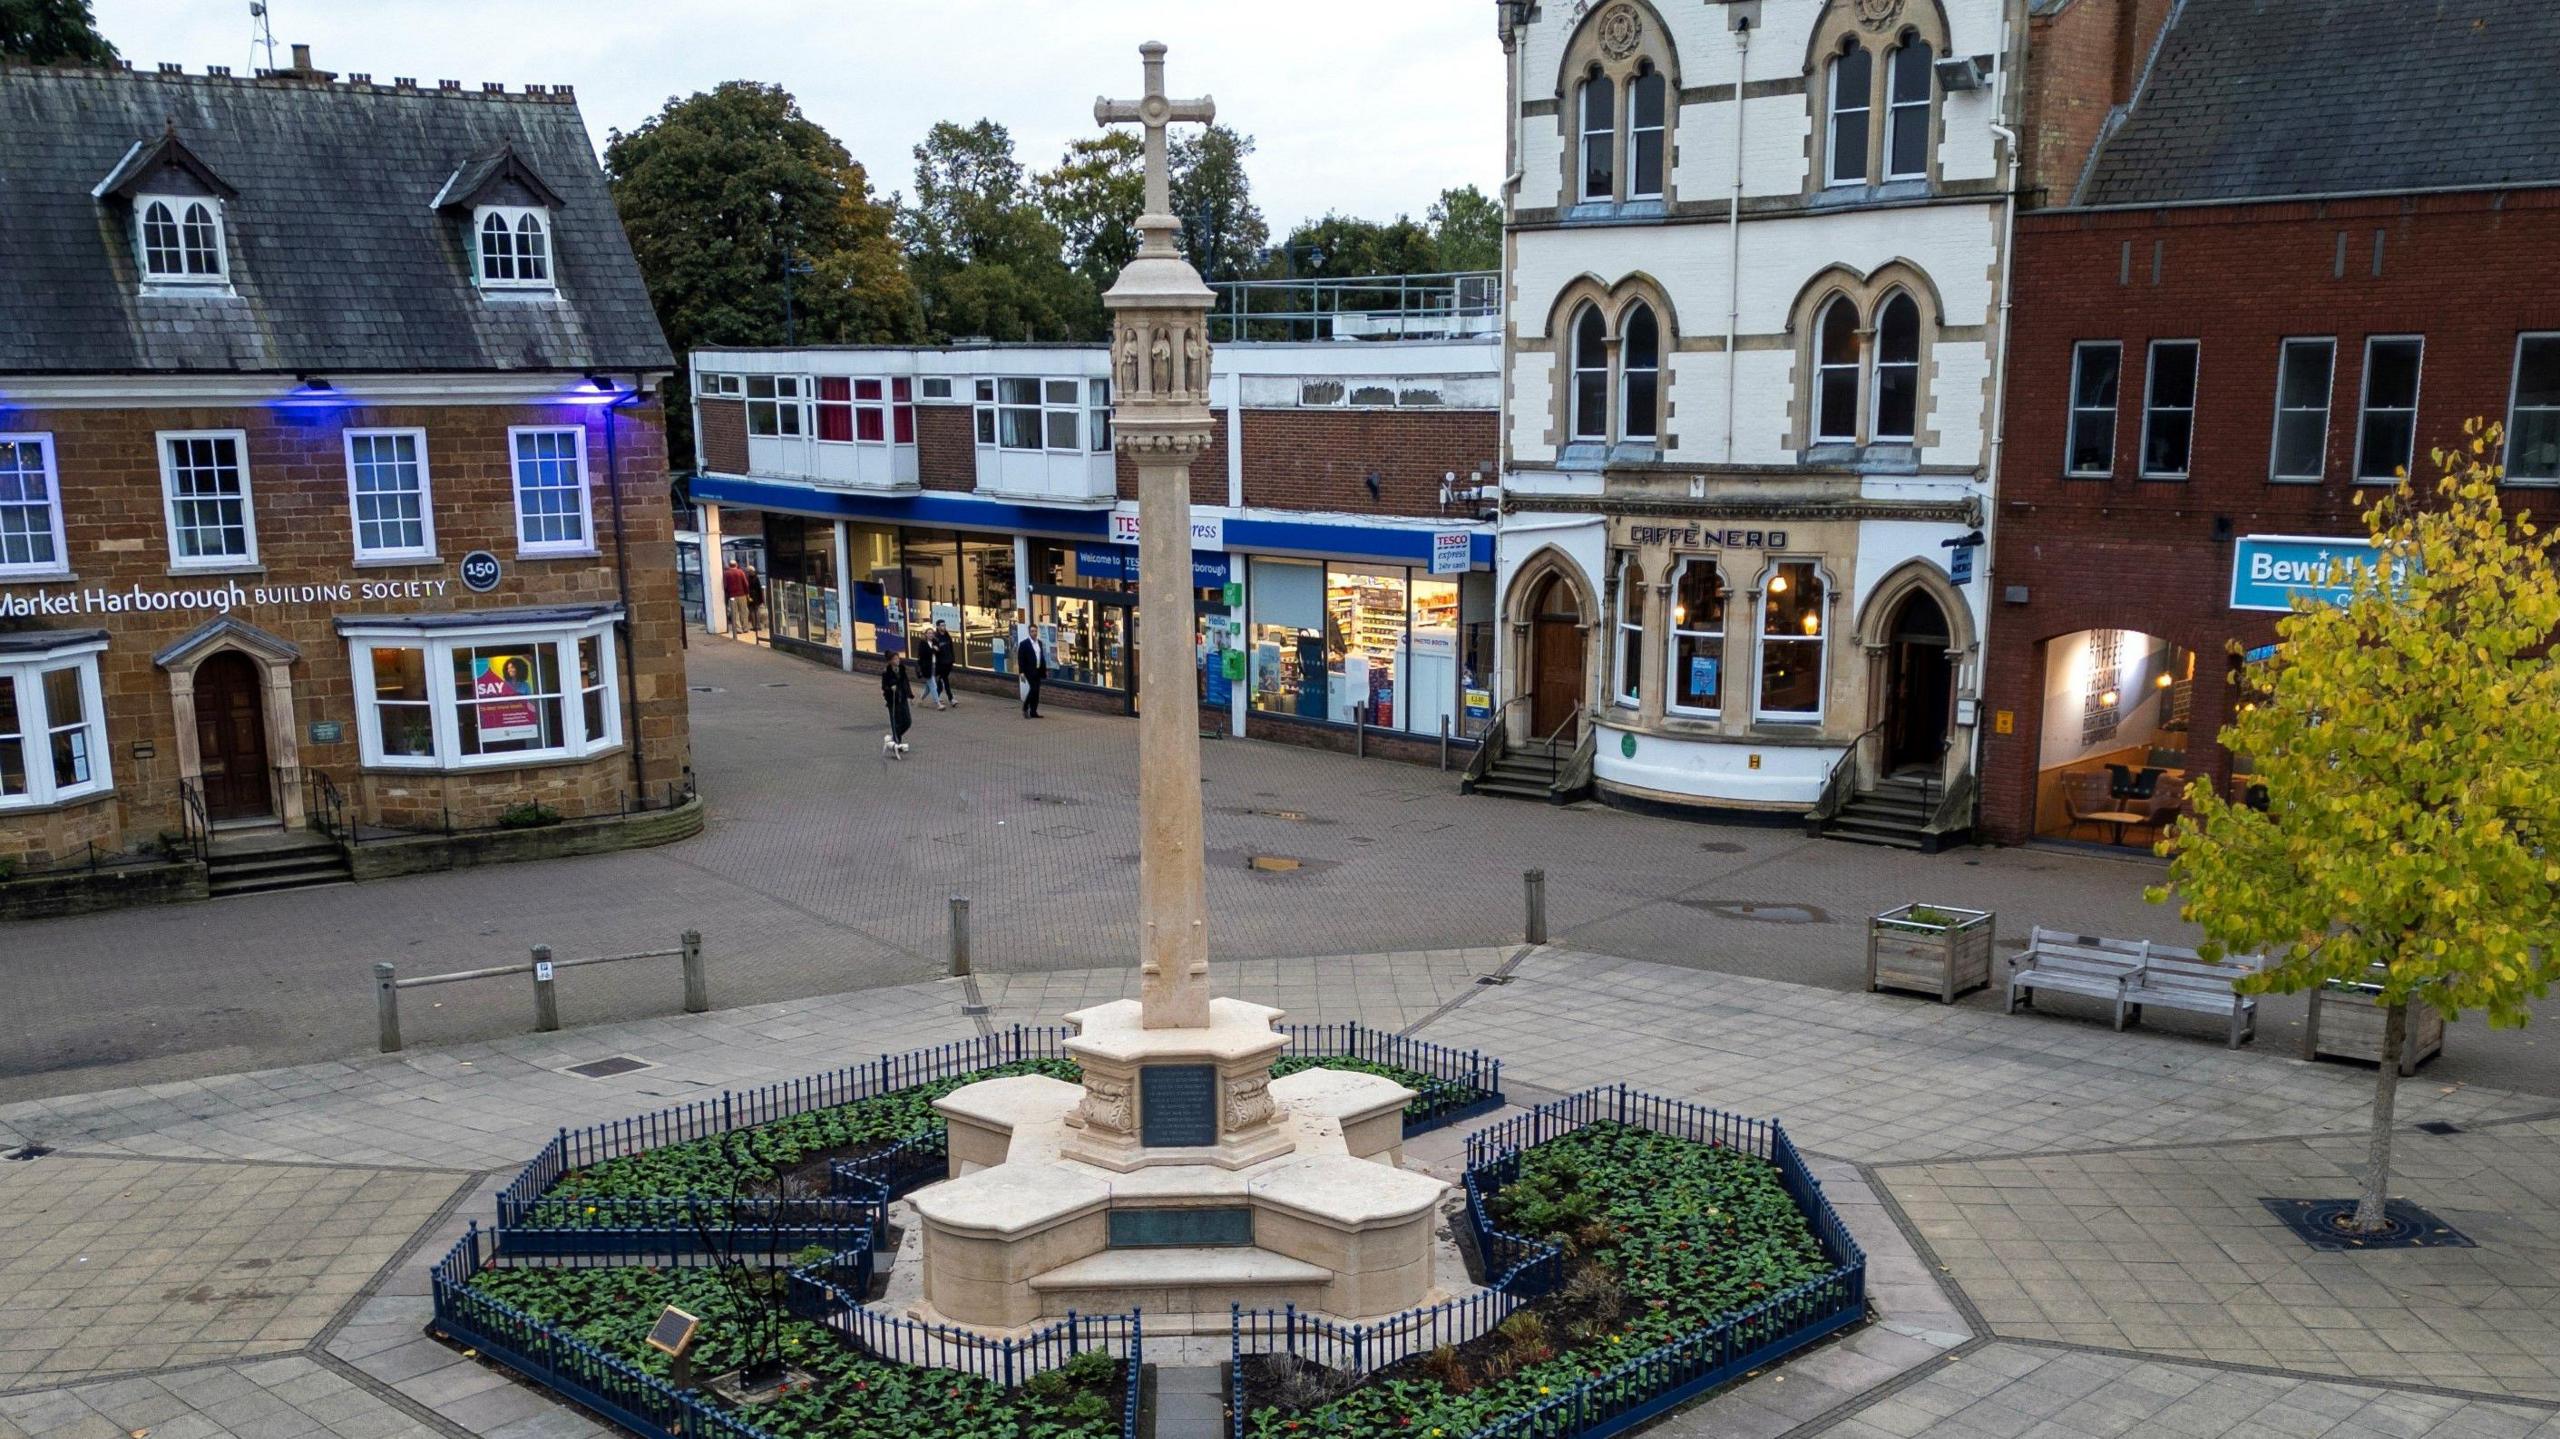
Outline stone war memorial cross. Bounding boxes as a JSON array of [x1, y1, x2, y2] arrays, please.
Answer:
[[1097, 42, 1219, 1032]]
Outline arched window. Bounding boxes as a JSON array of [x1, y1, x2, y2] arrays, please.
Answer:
[[1758, 562, 1825, 720], [179, 202, 221, 274], [480, 212, 517, 283], [1620, 304, 1661, 442], [514, 213, 551, 283], [1571, 305, 1610, 441], [1628, 66, 1667, 200], [1613, 555, 1646, 707], [1815, 297, 1862, 443], [141, 201, 183, 276], [1872, 292, 1921, 442], [1579, 72, 1617, 202], [1826, 40, 1872, 187], [1886, 35, 1935, 180], [1667, 559, 1725, 715]]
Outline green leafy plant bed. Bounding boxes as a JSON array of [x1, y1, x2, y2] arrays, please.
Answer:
[[527, 1060, 1082, 1225], [1240, 1124, 1831, 1439], [466, 1265, 1127, 1439]]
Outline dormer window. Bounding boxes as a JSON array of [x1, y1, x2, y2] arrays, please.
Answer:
[[477, 207, 552, 290], [139, 197, 226, 281]]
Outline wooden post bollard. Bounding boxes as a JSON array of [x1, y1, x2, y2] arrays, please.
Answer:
[[949, 897, 972, 978], [531, 945, 560, 1033], [681, 930, 708, 1013], [374, 962, 402, 1053], [1524, 869, 1548, 946]]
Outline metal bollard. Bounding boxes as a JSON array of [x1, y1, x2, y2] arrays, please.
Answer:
[[1354, 703, 1368, 760], [1523, 869, 1548, 946], [948, 897, 973, 978], [1439, 715, 1451, 772], [681, 930, 708, 1013], [374, 962, 402, 1053], [531, 945, 560, 1033]]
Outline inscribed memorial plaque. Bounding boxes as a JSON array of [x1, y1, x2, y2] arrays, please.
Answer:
[[1140, 1064, 1220, 1147], [1109, 1206, 1253, 1248]]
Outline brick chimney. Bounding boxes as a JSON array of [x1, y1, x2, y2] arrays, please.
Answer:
[[275, 43, 337, 82]]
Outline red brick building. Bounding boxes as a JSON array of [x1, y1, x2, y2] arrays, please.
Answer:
[[0, 53, 690, 906], [686, 314, 1501, 762], [1980, 0, 2560, 847]]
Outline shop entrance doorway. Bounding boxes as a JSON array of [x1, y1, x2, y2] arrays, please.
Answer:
[[1527, 575, 1585, 744], [2033, 628, 2195, 847], [194, 651, 273, 822], [1884, 592, 1955, 772]]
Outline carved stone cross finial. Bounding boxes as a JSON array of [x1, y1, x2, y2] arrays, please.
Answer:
[[1096, 41, 1214, 251]]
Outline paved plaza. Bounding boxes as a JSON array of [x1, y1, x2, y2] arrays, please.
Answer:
[[5, 640, 2554, 1102], [1, 940, 2557, 1439]]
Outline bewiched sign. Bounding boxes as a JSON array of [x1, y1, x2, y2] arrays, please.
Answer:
[[1139, 1065, 1220, 1148], [2229, 535, 2398, 613]]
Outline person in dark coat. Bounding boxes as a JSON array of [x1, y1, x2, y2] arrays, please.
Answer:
[[880, 654, 916, 757], [1016, 630, 1047, 718], [926, 622, 959, 710]]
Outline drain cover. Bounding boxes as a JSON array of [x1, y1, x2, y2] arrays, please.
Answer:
[[565, 1056, 654, 1080], [2417, 1121, 2465, 1136], [1700, 842, 1747, 854], [5, 1144, 52, 1161], [1475, 975, 1516, 987], [1680, 899, 1829, 925]]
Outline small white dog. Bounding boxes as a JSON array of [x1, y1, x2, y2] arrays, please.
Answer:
[[880, 734, 910, 759]]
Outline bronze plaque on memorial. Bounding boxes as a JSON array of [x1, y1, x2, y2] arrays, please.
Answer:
[[1140, 1064, 1220, 1147]]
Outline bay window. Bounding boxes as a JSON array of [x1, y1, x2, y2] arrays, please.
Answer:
[[346, 611, 623, 771], [1757, 562, 1826, 721], [816, 377, 919, 446], [0, 434, 68, 578], [1667, 559, 1725, 716], [1090, 380, 1114, 454], [0, 639, 111, 810], [1613, 555, 1645, 707]]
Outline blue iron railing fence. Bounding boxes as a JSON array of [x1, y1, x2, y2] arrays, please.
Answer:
[[498, 1023, 1501, 1253], [1232, 1085, 1867, 1439], [434, 1224, 1143, 1439]]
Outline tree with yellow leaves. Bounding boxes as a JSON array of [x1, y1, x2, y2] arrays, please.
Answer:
[[2153, 420, 2560, 1235]]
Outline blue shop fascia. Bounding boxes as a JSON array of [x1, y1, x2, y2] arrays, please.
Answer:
[[685, 475, 1497, 746]]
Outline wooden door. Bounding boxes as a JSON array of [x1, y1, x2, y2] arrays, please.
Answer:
[[194, 652, 272, 821], [1885, 593, 1954, 771], [1528, 574, 1587, 747]]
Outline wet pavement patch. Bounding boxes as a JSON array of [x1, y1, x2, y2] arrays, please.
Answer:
[[1206, 848, 1340, 877], [1700, 841, 1747, 854], [564, 1056, 655, 1080]]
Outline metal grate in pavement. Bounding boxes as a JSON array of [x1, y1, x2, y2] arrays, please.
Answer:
[[563, 1056, 655, 1080]]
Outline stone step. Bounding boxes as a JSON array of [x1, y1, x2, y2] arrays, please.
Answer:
[[1028, 1247, 1333, 1324]]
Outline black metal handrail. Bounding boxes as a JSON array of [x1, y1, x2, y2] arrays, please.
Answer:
[[1811, 719, 1891, 824], [306, 769, 348, 842], [176, 779, 210, 865]]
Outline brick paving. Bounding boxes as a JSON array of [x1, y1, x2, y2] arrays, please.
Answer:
[[28, 641, 2553, 1105]]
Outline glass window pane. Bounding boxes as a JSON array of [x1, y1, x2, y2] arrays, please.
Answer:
[[1575, 372, 1609, 439], [1892, 40, 1933, 103], [1045, 379, 1081, 406], [2278, 341, 2333, 408], [0, 440, 60, 570], [1248, 557, 1325, 720], [2144, 412, 2194, 476], [1000, 378, 1042, 406], [1581, 75, 1615, 199], [1874, 365, 1918, 440], [2073, 345, 2120, 407], [1877, 296, 1919, 364], [999, 407, 1043, 450], [1328, 569, 1409, 726], [1046, 410, 1081, 450], [1623, 372, 1660, 440], [1623, 307, 1659, 368], [2151, 344, 2198, 408], [2069, 411, 2117, 475]]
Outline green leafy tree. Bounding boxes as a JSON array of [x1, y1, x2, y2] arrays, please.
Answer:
[[1274, 212, 1443, 280], [1, 0, 115, 64], [1036, 133, 1145, 294], [1427, 184, 1503, 272], [2153, 421, 2560, 1233], [605, 82, 921, 460], [1170, 124, 1268, 282], [903, 119, 1097, 341]]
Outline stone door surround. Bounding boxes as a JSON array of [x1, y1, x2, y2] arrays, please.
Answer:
[[154, 616, 306, 830]]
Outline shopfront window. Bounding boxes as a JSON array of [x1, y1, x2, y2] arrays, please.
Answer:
[[764, 516, 843, 654], [1037, 593, 1129, 691], [1240, 557, 1486, 736], [1612, 556, 1645, 707], [349, 615, 621, 771], [1248, 557, 1326, 721], [1460, 571, 1496, 740], [1328, 568, 1409, 726], [1668, 559, 1725, 716], [1757, 562, 1825, 720], [1406, 576, 1460, 739]]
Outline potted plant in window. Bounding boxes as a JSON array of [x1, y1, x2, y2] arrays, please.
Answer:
[[1866, 902, 1995, 1003]]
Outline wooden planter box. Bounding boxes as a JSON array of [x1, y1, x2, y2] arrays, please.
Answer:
[[1867, 904, 1996, 1003], [2305, 982, 2445, 1075]]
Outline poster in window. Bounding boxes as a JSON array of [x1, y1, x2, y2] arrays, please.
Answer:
[[1689, 656, 1719, 696], [473, 655, 542, 742]]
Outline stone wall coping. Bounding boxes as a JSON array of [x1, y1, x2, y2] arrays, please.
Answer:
[[1026, 1247, 1331, 1292], [1267, 1068, 1417, 1128], [931, 1074, 1084, 1136], [1062, 996, 1290, 1064], [908, 1160, 1112, 1239], [1246, 1154, 1448, 1228]]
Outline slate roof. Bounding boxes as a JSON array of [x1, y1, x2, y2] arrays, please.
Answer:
[[0, 64, 672, 375], [2077, 0, 2560, 207]]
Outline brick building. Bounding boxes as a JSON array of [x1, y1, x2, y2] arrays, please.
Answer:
[[685, 295, 1500, 761], [0, 52, 689, 906], [1488, 0, 2013, 841], [1979, 0, 2560, 847]]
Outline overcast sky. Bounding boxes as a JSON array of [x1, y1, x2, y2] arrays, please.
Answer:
[[91, 1, 1506, 232]]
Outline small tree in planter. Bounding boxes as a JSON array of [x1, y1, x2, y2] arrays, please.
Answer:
[[1866, 903, 1995, 1002], [2153, 427, 2560, 1234]]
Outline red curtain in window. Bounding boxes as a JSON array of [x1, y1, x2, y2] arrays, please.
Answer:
[[815, 376, 853, 442], [892, 378, 916, 444], [853, 379, 885, 442]]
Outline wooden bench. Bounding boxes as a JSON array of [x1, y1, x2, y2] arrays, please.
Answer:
[[2129, 947, 2261, 1050], [2005, 928, 2145, 1030]]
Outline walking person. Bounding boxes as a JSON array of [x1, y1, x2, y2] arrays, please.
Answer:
[[926, 621, 959, 710], [1016, 628, 1048, 719], [722, 557, 752, 636], [880, 652, 916, 758]]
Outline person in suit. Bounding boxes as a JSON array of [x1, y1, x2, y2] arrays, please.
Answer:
[[1016, 629, 1048, 718]]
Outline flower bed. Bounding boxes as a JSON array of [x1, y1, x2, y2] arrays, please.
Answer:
[[1233, 1090, 1865, 1439], [452, 1256, 1131, 1439]]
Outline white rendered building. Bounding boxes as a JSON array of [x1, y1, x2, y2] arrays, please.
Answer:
[[1488, 0, 2016, 844]]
